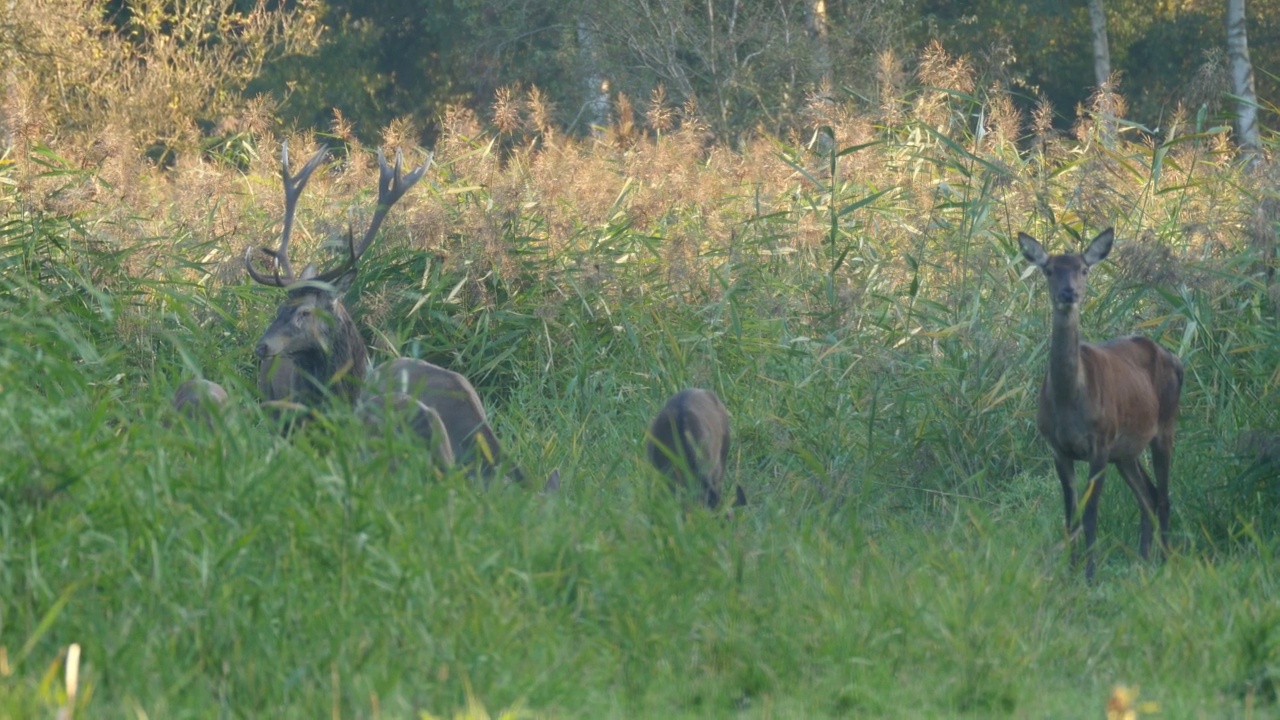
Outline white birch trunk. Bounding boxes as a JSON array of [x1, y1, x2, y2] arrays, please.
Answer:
[[577, 19, 610, 135], [1226, 0, 1261, 154], [806, 0, 831, 82], [1, 0, 15, 151], [1087, 0, 1111, 88]]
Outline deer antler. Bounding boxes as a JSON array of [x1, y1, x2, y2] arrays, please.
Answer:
[[244, 141, 329, 287], [310, 147, 432, 284]]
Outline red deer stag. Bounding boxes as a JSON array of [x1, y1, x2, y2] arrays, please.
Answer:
[[646, 388, 746, 510], [247, 142, 428, 410], [1019, 228, 1184, 579]]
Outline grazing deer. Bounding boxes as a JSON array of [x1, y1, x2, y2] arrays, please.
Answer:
[[646, 388, 747, 510], [365, 358, 516, 481], [358, 391, 456, 469], [171, 378, 229, 425], [1019, 228, 1184, 579], [246, 142, 428, 410]]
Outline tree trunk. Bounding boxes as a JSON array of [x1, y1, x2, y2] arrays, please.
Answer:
[[1226, 0, 1261, 154], [576, 19, 610, 135], [1086, 0, 1111, 88], [806, 0, 831, 82]]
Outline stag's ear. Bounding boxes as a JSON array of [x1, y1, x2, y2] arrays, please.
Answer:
[[1018, 232, 1050, 268], [330, 267, 357, 293], [299, 263, 320, 281], [1083, 228, 1114, 266]]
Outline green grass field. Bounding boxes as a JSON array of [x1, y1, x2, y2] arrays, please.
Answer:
[[2, 83, 1279, 718]]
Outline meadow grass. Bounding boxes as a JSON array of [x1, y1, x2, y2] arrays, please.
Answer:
[[2, 71, 1279, 717]]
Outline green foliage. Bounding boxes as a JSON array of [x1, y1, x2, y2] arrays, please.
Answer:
[[2, 75, 1279, 717], [10, 0, 1280, 151], [916, 0, 1280, 132]]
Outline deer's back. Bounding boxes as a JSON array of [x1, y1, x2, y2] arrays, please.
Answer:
[[367, 358, 500, 469], [358, 391, 455, 467], [1037, 335, 1182, 461], [647, 389, 730, 502], [172, 379, 228, 425]]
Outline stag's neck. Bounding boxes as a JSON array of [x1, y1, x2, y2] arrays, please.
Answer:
[[286, 308, 368, 407], [290, 348, 335, 406], [329, 307, 368, 403], [1047, 307, 1087, 404]]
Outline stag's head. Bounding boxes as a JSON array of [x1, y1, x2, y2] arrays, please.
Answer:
[[253, 273, 352, 361], [246, 142, 430, 406]]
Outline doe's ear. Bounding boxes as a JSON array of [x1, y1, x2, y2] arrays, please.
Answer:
[[1082, 227, 1114, 266], [1018, 232, 1050, 268]]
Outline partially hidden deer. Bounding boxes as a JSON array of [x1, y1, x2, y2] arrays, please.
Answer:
[[246, 143, 555, 490], [646, 388, 747, 510], [357, 391, 455, 470], [247, 142, 428, 410], [171, 378, 229, 426], [1019, 228, 1184, 579], [364, 358, 560, 491]]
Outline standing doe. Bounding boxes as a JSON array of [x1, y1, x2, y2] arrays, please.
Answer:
[[1019, 228, 1184, 579], [247, 142, 428, 410], [646, 388, 746, 510]]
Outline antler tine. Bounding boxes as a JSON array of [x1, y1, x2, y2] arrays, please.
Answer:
[[245, 140, 329, 287], [244, 244, 288, 286], [314, 147, 431, 283], [275, 142, 328, 282], [354, 147, 432, 259]]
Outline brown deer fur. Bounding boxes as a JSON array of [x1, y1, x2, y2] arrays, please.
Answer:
[[171, 379, 229, 425], [254, 278, 368, 409], [365, 358, 511, 481], [1019, 228, 1184, 579], [358, 391, 455, 469], [646, 388, 745, 510]]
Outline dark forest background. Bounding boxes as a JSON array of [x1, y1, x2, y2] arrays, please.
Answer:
[[6, 0, 1276, 152], [256, 0, 1278, 141]]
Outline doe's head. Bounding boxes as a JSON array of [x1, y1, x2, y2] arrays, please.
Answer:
[[1018, 228, 1114, 310]]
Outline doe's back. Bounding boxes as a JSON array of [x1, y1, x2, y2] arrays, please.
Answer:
[[646, 388, 732, 509], [366, 358, 505, 475]]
